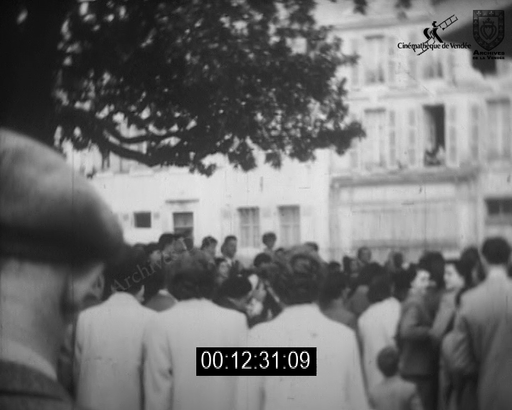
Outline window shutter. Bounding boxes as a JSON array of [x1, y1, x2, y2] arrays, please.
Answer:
[[469, 104, 480, 162], [447, 50, 455, 83], [388, 36, 396, 85], [446, 105, 458, 166], [389, 109, 398, 167], [407, 108, 417, 166], [408, 33, 418, 86], [351, 38, 360, 89], [503, 101, 512, 159]]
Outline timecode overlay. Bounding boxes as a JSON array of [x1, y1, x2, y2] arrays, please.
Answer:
[[196, 347, 317, 376]]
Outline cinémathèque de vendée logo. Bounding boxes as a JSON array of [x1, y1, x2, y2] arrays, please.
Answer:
[[397, 14, 471, 55]]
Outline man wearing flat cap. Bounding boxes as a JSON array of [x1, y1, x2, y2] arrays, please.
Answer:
[[0, 128, 124, 409]]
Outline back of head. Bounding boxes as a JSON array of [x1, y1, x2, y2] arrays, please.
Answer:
[[0, 129, 124, 264], [481, 237, 511, 266], [342, 256, 352, 274], [377, 346, 399, 377], [319, 269, 347, 308], [419, 251, 445, 289], [172, 254, 216, 301], [272, 253, 323, 305], [403, 264, 419, 288], [357, 246, 372, 263], [368, 274, 393, 304], [358, 262, 385, 287], [218, 275, 252, 300], [392, 252, 404, 270], [159, 233, 178, 250], [304, 242, 319, 253], [254, 252, 272, 268], [108, 245, 148, 295]]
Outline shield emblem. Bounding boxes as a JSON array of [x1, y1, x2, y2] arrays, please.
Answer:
[[473, 10, 505, 51]]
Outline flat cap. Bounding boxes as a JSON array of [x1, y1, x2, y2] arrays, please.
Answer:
[[0, 128, 124, 264]]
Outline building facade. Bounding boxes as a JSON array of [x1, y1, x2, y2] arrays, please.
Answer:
[[65, 0, 512, 264], [326, 0, 512, 261]]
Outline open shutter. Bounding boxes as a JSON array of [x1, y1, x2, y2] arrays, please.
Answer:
[[446, 105, 458, 166]]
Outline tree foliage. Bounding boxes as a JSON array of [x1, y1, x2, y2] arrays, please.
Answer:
[[56, 0, 363, 174]]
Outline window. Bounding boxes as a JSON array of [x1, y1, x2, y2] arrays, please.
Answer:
[[469, 105, 481, 161], [238, 208, 260, 248], [101, 152, 110, 170], [388, 110, 398, 167], [486, 198, 512, 223], [173, 212, 194, 237], [423, 53, 443, 79], [362, 109, 386, 169], [279, 206, 300, 247], [406, 109, 418, 167], [350, 38, 360, 89], [134, 212, 151, 228], [365, 36, 386, 84], [487, 100, 511, 161], [423, 105, 446, 166]]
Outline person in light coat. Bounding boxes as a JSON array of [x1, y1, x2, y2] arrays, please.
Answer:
[[143, 254, 248, 410], [74, 246, 156, 410], [236, 253, 369, 410], [358, 273, 401, 392], [444, 237, 512, 410]]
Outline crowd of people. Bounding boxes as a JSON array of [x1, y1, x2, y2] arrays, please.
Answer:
[[1, 130, 512, 410], [61, 231, 512, 410]]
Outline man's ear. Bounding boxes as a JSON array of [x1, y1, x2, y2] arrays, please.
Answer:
[[135, 285, 145, 303], [62, 262, 105, 320], [91, 271, 105, 301]]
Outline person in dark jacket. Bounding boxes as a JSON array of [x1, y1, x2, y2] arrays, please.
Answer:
[[398, 266, 436, 410], [319, 269, 356, 329], [0, 129, 124, 410]]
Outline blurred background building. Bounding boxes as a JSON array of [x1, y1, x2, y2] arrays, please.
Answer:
[[64, 0, 512, 264]]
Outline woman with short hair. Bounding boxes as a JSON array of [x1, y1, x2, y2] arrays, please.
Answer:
[[143, 254, 248, 410], [397, 266, 436, 410], [236, 253, 369, 410]]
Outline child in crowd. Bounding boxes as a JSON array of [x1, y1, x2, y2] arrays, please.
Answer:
[[369, 346, 424, 410]]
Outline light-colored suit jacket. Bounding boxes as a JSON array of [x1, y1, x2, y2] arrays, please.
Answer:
[[143, 298, 248, 410], [236, 304, 369, 410], [74, 292, 156, 410], [444, 268, 512, 410], [358, 297, 401, 391]]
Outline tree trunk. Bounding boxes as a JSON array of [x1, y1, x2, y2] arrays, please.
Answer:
[[0, 0, 70, 146]]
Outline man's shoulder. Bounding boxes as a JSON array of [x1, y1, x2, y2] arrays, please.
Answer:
[[0, 361, 84, 410], [212, 303, 247, 323], [460, 280, 512, 316]]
